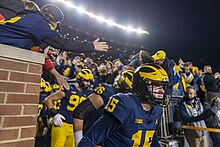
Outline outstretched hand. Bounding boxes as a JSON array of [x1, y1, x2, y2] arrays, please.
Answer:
[[56, 75, 70, 90], [93, 38, 109, 52]]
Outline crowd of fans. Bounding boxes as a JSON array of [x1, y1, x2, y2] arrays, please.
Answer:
[[0, 0, 220, 147], [36, 47, 220, 147]]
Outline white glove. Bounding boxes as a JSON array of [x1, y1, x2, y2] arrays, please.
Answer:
[[42, 127, 48, 136], [54, 113, 66, 126], [74, 130, 83, 146]]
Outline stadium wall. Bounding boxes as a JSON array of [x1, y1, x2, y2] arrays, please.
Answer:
[[0, 44, 44, 147]]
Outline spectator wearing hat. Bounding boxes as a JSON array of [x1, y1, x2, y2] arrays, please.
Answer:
[[0, 2, 109, 52], [151, 50, 175, 96], [203, 93, 220, 147], [0, 1, 70, 90], [0, 1, 107, 90]]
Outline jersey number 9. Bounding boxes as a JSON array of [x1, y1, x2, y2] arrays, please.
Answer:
[[67, 94, 86, 111]]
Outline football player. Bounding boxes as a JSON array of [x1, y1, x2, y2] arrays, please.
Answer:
[[44, 69, 94, 147], [78, 63, 169, 147], [35, 78, 52, 147], [73, 70, 133, 146]]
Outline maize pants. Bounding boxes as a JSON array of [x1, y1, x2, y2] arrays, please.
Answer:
[[51, 123, 75, 147]]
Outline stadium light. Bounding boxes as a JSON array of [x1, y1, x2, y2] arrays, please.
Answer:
[[54, 0, 149, 35], [77, 7, 86, 13], [97, 16, 105, 22]]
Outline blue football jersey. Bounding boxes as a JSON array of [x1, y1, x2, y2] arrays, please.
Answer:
[[38, 93, 48, 118], [0, 11, 58, 50], [83, 83, 117, 134], [103, 93, 162, 146], [59, 85, 92, 124], [80, 93, 163, 147], [93, 83, 117, 107]]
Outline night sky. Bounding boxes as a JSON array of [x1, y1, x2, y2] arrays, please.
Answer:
[[36, 0, 220, 70]]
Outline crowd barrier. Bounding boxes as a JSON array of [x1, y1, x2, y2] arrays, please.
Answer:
[[158, 95, 219, 147]]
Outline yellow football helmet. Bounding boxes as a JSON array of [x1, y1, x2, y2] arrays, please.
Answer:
[[40, 78, 52, 93], [132, 63, 169, 106], [40, 78, 46, 90], [53, 84, 61, 91], [76, 69, 94, 81], [76, 69, 94, 90], [116, 70, 133, 92], [44, 82, 52, 93]]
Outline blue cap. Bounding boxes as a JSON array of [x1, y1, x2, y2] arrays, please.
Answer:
[[41, 4, 64, 31]]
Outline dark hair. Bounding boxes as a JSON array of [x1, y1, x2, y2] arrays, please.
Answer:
[[90, 62, 98, 69], [139, 50, 153, 64]]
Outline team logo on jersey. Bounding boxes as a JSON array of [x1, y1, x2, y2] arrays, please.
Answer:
[[135, 118, 143, 124], [155, 119, 158, 125]]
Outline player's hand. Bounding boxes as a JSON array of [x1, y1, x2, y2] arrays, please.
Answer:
[[54, 113, 66, 126], [93, 38, 109, 52]]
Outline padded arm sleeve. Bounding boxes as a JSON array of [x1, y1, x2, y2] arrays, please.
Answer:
[[73, 99, 96, 120]]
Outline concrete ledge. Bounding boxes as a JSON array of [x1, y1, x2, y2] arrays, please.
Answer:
[[0, 44, 45, 64]]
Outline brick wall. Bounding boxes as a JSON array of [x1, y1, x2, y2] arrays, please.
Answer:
[[0, 44, 44, 147]]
